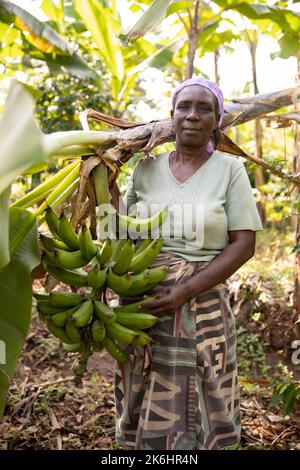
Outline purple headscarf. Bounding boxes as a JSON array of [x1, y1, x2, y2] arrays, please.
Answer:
[[172, 77, 224, 153]]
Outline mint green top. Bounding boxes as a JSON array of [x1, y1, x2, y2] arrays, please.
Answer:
[[123, 150, 263, 262]]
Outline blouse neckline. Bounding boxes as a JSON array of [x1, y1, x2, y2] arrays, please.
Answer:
[[166, 151, 216, 186]]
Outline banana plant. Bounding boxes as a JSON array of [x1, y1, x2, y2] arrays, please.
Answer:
[[0, 0, 96, 79]]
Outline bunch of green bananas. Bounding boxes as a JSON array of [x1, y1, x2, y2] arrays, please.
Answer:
[[36, 206, 169, 382], [42, 206, 168, 296], [35, 290, 158, 367]]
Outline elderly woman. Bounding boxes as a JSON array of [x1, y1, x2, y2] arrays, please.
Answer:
[[110, 78, 263, 450]]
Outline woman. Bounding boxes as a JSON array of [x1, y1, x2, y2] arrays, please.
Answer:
[[110, 78, 263, 450]]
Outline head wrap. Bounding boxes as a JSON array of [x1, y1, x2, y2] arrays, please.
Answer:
[[172, 77, 224, 153]]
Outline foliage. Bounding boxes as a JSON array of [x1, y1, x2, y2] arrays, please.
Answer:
[[237, 326, 271, 377], [34, 73, 113, 133], [268, 380, 300, 416], [0, 208, 40, 417]]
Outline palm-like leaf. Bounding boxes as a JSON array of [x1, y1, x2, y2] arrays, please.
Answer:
[[0, 208, 40, 417], [0, 0, 95, 78], [123, 0, 172, 43]]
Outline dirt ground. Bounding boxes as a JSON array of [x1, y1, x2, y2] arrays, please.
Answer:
[[0, 309, 299, 451]]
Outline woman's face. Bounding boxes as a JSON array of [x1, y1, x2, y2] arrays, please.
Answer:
[[172, 85, 218, 149]]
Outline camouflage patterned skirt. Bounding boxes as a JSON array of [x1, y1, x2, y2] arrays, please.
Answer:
[[114, 252, 241, 450]]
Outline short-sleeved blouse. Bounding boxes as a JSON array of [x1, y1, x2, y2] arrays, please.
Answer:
[[123, 150, 263, 262]]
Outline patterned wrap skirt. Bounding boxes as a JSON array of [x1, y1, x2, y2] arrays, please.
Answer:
[[114, 252, 241, 450]]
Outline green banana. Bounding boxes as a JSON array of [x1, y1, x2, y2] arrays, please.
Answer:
[[106, 322, 138, 345], [62, 342, 82, 353], [134, 238, 153, 256], [106, 269, 132, 295], [114, 296, 154, 314], [94, 300, 116, 324], [49, 291, 83, 308], [93, 163, 111, 206], [65, 320, 82, 343], [37, 300, 65, 315], [96, 238, 115, 265], [128, 238, 163, 274], [129, 270, 150, 290], [45, 206, 61, 239], [42, 256, 88, 287], [59, 212, 80, 250], [46, 319, 74, 344], [115, 312, 158, 330], [111, 239, 135, 275], [103, 337, 128, 364], [87, 265, 107, 289], [116, 206, 168, 235], [40, 235, 71, 252], [146, 265, 169, 285], [51, 305, 80, 327], [132, 330, 152, 346], [54, 249, 89, 270], [91, 319, 106, 343], [71, 300, 94, 328], [79, 224, 98, 260]]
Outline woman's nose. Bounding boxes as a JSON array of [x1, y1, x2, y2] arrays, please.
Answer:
[[186, 107, 199, 120]]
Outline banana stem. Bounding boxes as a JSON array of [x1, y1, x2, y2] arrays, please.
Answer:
[[51, 145, 94, 158], [43, 131, 117, 155], [11, 161, 80, 209], [74, 341, 91, 387]]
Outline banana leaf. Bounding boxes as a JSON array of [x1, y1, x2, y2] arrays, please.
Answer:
[[0, 81, 46, 268], [74, 0, 124, 95], [123, 0, 172, 43], [0, 208, 40, 417], [0, 189, 10, 270], [0, 0, 95, 78]]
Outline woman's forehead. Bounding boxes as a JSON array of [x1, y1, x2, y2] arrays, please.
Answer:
[[175, 85, 216, 104]]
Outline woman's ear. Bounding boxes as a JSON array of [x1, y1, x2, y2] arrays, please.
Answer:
[[170, 110, 174, 119]]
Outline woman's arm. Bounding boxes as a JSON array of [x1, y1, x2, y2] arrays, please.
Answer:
[[141, 230, 256, 315]]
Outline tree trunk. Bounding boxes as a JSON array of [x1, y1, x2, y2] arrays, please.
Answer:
[[294, 59, 300, 318], [214, 48, 220, 86], [186, 1, 199, 79], [250, 37, 266, 225]]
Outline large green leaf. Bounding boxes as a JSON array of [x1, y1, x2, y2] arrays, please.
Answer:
[[41, 0, 65, 34], [0, 0, 71, 54], [213, 1, 300, 32], [0, 188, 10, 269], [0, 208, 40, 417], [0, 0, 94, 78], [166, 1, 194, 17], [0, 81, 46, 196], [74, 0, 124, 93], [0, 81, 45, 267], [123, 0, 172, 43]]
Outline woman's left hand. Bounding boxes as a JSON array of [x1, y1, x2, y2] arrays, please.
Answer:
[[140, 284, 189, 317]]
